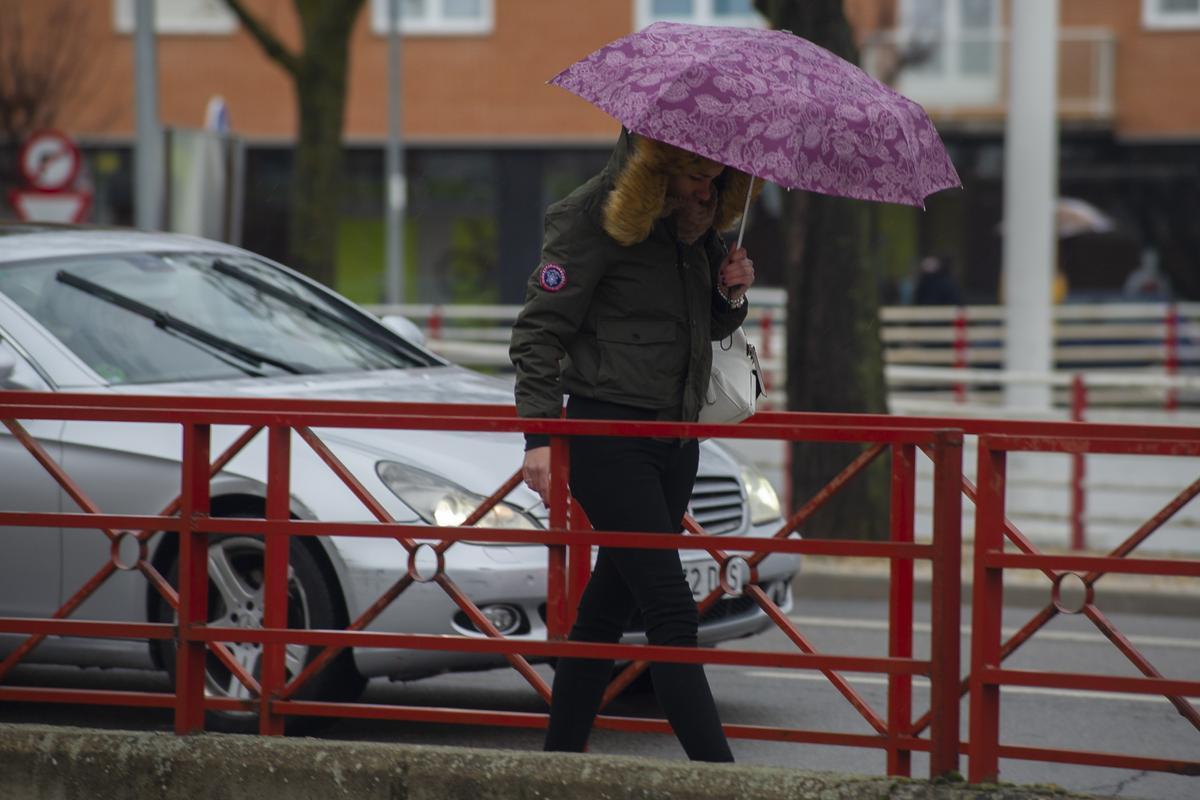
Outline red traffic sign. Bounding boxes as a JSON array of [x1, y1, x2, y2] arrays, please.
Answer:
[[8, 190, 92, 224], [18, 130, 82, 192]]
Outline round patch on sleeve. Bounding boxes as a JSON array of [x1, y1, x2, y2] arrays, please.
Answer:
[[538, 263, 567, 292]]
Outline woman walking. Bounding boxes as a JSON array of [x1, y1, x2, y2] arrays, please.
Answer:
[[509, 130, 759, 761]]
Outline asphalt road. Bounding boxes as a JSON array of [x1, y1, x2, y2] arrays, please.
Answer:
[[2, 596, 1197, 799]]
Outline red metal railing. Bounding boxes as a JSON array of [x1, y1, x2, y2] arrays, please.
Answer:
[[1, 391, 1198, 782]]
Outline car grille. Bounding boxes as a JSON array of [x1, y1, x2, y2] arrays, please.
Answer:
[[687, 475, 745, 534]]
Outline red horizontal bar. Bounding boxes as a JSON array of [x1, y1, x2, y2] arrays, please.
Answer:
[[12, 391, 1200, 443], [0, 619, 174, 640], [190, 626, 929, 675], [0, 686, 175, 708], [752, 410, 1200, 442], [980, 434, 1200, 456], [985, 667, 1200, 697], [201, 516, 933, 559], [0, 403, 954, 444], [981, 552, 1200, 578], [277, 699, 929, 751], [0, 512, 186, 532], [996, 744, 1200, 776]]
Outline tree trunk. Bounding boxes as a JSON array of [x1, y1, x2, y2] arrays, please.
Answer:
[[223, 0, 364, 287], [756, 0, 891, 540], [291, 57, 348, 287]]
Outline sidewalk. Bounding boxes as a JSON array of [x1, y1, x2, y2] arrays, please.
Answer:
[[794, 546, 1200, 618]]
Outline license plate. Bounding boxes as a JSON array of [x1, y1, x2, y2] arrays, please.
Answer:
[[684, 556, 751, 600], [685, 560, 721, 601]]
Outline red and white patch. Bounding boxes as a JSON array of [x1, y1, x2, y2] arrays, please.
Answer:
[[538, 263, 567, 292]]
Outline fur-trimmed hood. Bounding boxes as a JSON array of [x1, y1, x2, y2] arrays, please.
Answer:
[[601, 130, 763, 247]]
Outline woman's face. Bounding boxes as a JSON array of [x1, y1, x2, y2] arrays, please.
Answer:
[[667, 164, 725, 205]]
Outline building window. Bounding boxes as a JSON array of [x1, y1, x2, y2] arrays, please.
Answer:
[[1143, 0, 1200, 29], [369, 0, 494, 36], [113, 0, 237, 35], [635, 0, 764, 29]]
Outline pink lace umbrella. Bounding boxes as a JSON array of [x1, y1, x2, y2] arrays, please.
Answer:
[[551, 21, 961, 238]]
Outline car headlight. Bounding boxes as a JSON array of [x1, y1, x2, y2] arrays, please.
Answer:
[[375, 461, 539, 531], [740, 465, 782, 525]]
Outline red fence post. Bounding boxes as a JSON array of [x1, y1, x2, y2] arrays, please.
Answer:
[[887, 443, 916, 777], [968, 438, 1006, 784], [428, 304, 444, 342], [1070, 375, 1087, 551], [260, 425, 291, 736], [954, 306, 968, 403], [928, 430, 963, 779], [926, 431, 964, 777], [545, 434, 571, 639], [759, 310, 773, 408], [1165, 303, 1179, 411], [176, 422, 211, 734]]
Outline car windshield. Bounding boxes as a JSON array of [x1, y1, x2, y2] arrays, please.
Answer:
[[0, 250, 434, 385]]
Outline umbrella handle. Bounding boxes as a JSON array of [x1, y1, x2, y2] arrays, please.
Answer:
[[734, 176, 755, 251]]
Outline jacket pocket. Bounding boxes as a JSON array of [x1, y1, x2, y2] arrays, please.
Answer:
[[595, 317, 683, 405]]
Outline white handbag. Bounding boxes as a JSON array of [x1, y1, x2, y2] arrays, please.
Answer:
[[699, 327, 765, 425]]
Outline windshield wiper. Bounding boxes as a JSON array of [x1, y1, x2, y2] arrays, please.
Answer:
[[55, 270, 308, 375], [211, 259, 439, 368]]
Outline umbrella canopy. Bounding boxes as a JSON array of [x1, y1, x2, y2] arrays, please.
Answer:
[[551, 22, 961, 208]]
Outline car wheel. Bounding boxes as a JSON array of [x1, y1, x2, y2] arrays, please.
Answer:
[[153, 534, 366, 733]]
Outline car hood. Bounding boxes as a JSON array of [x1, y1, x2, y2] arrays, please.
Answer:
[[111, 364, 516, 406], [106, 365, 743, 498]]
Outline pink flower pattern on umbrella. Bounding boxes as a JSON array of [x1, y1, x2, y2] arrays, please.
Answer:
[[551, 22, 961, 208]]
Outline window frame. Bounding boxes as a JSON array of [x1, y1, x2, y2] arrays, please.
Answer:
[[1142, 0, 1200, 30], [112, 0, 237, 36], [369, 0, 495, 37], [634, 0, 764, 30]]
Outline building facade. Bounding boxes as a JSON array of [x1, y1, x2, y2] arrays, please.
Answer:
[[4, 0, 1198, 303]]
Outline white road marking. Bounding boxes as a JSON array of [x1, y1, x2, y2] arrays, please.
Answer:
[[786, 615, 1200, 650]]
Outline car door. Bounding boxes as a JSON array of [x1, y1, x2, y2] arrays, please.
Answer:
[[0, 332, 64, 640]]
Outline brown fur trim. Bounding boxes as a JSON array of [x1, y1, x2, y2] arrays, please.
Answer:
[[603, 135, 763, 246]]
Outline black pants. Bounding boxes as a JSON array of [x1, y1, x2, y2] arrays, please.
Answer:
[[543, 396, 733, 762]]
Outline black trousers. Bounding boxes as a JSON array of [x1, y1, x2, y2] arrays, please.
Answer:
[[543, 396, 733, 762]]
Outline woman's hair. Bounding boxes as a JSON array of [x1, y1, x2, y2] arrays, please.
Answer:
[[602, 135, 762, 246]]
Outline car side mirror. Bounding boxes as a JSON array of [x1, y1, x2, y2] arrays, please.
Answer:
[[379, 314, 426, 347]]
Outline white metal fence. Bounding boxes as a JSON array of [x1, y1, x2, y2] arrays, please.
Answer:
[[367, 296, 1200, 555]]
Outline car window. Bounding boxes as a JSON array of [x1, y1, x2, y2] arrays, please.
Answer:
[[0, 333, 50, 391], [0, 252, 429, 385]]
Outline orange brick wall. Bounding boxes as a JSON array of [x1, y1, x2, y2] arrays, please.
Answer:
[[43, 0, 1200, 143]]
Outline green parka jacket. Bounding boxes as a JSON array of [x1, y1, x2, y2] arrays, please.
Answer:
[[509, 132, 750, 445]]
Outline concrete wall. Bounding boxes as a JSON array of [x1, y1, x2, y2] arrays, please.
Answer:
[[0, 723, 1101, 800]]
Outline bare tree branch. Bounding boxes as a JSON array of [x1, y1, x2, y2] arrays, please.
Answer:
[[222, 0, 302, 77], [0, 0, 93, 144]]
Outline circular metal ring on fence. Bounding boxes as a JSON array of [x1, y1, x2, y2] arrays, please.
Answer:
[[110, 530, 146, 571], [407, 543, 445, 583], [719, 555, 753, 597], [1050, 571, 1093, 615]]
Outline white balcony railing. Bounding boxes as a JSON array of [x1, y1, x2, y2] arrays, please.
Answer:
[[860, 27, 1116, 121]]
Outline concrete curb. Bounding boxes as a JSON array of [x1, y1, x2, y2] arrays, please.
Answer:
[[0, 724, 1104, 800], [793, 556, 1200, 618]]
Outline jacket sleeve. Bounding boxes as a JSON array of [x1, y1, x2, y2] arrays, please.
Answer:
[[707, 234, 749, 341], [509, 206, 607, 449]]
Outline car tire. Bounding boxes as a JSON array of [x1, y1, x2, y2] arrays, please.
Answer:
[[153, 533, 366, 734]]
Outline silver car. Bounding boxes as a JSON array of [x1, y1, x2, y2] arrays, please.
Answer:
[[0, 224, 796, 730]]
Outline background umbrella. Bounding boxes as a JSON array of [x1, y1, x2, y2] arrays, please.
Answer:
[[550, 21, 961, 244]]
